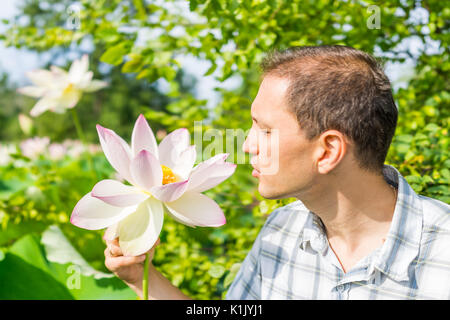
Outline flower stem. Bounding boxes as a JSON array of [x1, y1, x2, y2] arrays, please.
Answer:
[[143, 252, 150, 300], [70, 108, 98, 182]]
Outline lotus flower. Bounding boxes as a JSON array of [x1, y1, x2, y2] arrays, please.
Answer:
[[70, 114, 237, 256], [19, 136, 50, 160], [18, 55, 107, 117]]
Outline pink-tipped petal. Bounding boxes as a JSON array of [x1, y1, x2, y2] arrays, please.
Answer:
[[130, 149, 163, 191], [164, 192, 226, 227], [150, 179, 189, 202], [70, 192, 138, 230], [189, 163, 237, 193], [158, 128, 190, 169], [187, 153, 236, 192], [91, 179, 148, 207], [131, 114, 159, 159], [118, 197, 164, 256], [96, 125, 133, 184]]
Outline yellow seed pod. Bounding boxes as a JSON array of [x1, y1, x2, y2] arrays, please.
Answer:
[[161, 165, 178, 185]]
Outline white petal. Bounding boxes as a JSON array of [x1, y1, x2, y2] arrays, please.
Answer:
[[50, 66, 68, 77], [26, 69, 58, 87], [164, 192, 226, 227], [131, 114, 159, 158], [69, 54, 89, 84], [75, 71, 94, 89], [71, 192, 138, 230], [158, 128, 190, 169], [52, 89, 82, 111], [118, 197, 164, 256], [17, 86, 47, 98], [171, 145, 197, 180], [163, 203, 197, 227], [30, 97, 55, 117], [82, 80, 108, 92], [91, 179, 148, 207]]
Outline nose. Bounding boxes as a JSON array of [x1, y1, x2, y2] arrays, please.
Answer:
[[242, 127, 258, 155]]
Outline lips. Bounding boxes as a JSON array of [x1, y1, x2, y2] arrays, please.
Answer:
[[251, 165, 260, 178]]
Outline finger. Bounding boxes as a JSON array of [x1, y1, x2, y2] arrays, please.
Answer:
[[104, 247, 121, 258], [106, 238, 119, 247], [106, 241, 123, 257], [105, 255, 147, 271]]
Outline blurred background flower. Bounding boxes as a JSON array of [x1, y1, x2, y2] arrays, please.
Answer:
[[17, 55, 107, 117]]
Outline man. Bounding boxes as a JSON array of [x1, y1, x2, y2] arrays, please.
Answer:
[[104, 45, 450, 299]]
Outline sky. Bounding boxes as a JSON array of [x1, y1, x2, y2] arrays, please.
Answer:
[[0, 0, 433, 97], [0, 0, 43, 84]]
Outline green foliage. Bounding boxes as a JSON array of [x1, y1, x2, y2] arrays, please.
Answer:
[[0, 0, 448, 300]]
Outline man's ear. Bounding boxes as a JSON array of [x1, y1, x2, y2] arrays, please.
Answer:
[[315, 130, 347, 174]]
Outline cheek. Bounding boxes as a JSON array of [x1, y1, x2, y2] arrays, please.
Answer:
[[278, 141, 314, 174]]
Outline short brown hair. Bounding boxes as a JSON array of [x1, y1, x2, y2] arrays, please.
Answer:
[[261, 45, 398, 172]]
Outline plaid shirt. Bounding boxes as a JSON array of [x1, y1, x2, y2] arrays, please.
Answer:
[[226, 165, 450, 300]]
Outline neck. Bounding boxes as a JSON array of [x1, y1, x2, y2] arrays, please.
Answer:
[[298, 166, 397, 253]]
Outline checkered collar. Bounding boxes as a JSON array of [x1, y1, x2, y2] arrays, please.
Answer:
[[298, 165, 423, 282]]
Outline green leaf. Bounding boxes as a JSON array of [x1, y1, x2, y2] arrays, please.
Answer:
[[0, 253, 74, 299], [204, 62, 217, 76], [224, 263, 241, 288], [0, 233, 136, 300], [121, 53, 143, 73], [41, 225, 113, 279], [190, 0, 198, 11], [440, 168, 450, 181], [0, 221, 48, 246], [405, 175, 422, 184], [100, 43, 129, 66], [208, 264, 226, 278]]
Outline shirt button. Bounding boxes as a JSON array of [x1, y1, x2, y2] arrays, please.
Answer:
[[336, 285, 345, 292]]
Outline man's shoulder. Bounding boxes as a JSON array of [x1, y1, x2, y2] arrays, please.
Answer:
[[417, 195, 450, 265], [419, 195, 450, 231]]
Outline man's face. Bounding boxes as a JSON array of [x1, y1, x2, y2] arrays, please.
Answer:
[[242, 76, 318, 199]]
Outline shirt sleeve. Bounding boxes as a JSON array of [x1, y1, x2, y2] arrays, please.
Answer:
[[225, 227, 264, 300]]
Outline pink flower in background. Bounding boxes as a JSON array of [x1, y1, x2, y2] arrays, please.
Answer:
[[71, 114, 237, 256], [20, 137, 50, 160], [48, 143, 67, 161], [65, 140, 85, 158]]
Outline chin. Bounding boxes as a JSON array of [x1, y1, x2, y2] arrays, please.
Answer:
[[258, 185, 286, 200]]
